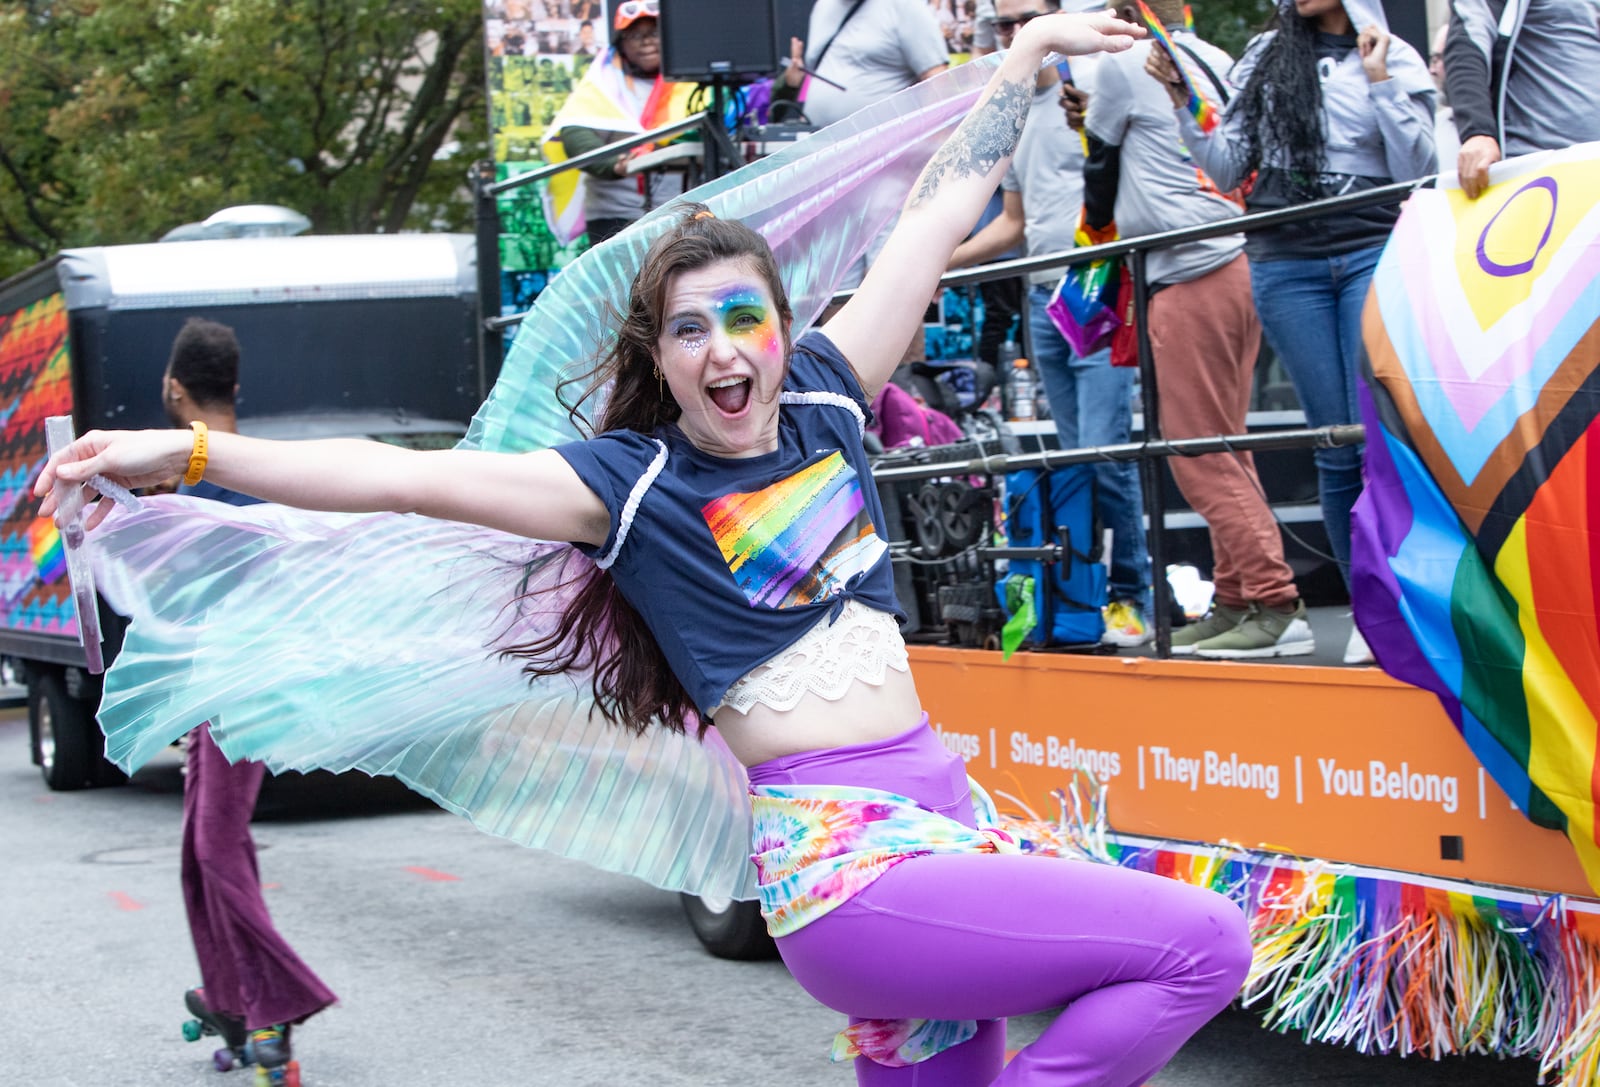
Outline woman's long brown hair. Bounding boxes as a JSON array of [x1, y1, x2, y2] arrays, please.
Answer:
[[499, 205, 794, 737]]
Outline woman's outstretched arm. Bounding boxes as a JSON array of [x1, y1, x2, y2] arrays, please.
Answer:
[[35, 428, 611, 546], [823, 10, 1143, 397]]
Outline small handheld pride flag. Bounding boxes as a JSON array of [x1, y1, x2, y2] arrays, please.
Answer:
[[1136, 0, 1220, 133]]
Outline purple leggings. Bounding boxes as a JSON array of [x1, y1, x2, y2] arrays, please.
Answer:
[[748, 720, 1251, 1086], [182, 725, 336, 1029]]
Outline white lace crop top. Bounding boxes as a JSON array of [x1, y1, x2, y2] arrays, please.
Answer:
[[715, 599, 910, 715]]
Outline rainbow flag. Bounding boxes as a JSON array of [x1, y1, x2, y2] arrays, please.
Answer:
[[1353, 142, 1600, 895], [1135, 0, 1219, 133], [539, 48, 697, 244]]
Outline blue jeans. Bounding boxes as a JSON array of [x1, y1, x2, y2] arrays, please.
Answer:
[[1248, 244, 1382, 583], [1028, 285, 1150, 610]]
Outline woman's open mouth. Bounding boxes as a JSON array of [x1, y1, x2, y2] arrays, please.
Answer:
[[707, 376, 751, 415]]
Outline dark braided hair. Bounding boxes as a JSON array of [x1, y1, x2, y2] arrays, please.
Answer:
[[1230, 6, 1327, 200]]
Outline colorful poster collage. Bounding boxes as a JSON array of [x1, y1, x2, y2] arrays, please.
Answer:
[[484, 0, 607, 321], [0, 293, 77, 639]]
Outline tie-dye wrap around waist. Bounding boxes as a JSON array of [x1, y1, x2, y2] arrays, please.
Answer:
[[749, 781, 1019, 1068]]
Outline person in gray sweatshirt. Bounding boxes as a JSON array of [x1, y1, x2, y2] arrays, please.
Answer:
[[1150, 0, 1434, 664], [1445, 0, 1600, 198]]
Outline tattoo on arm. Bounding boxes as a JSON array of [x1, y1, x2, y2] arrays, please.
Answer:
[[910, 77, 1031, 207]]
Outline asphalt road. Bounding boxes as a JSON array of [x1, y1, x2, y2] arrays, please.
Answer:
[[2, 706, 1540, 1086]]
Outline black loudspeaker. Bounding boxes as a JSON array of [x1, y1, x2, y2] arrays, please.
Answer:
[[1383, 0, 1428, 56], [774, 0, 815, 58], [659, 0, 781, 81]]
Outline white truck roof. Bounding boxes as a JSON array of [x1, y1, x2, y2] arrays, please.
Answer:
[[58, 233, 477, 311]]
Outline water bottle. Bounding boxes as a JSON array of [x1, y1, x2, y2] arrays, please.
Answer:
[[1007, 357, 1037, 423]]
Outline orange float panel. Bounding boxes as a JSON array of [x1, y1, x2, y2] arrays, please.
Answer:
[[908, 645, 1592, 898]]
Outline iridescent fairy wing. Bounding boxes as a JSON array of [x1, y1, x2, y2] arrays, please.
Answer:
[[462, 56, 998, 454], [91, 60, 999, 899], [93, 495, 758, 898]]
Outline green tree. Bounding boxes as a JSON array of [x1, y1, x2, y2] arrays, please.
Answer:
[[0, 0, 486, 278], [1190, 0, 1276, 61]]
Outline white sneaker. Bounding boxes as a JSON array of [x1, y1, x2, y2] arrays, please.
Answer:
[[1344, 625, 1374, 665]]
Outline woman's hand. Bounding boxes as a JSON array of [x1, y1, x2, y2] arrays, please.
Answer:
[[1358, 23, 1390, 83], [35, 429, 190, 528], [1143, 46, 1189, 108], [1012, 10, 1144, 63]]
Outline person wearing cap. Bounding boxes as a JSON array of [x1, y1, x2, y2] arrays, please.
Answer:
[[1152, 0, 1435, 663], [542, 0, 696, 245]]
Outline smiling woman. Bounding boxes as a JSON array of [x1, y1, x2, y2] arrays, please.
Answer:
[[34, 13, 1264, 1085], [658, 268, 790, 455]]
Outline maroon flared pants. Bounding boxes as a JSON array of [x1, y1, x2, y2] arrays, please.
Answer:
[[182, 725, 336, 1029]]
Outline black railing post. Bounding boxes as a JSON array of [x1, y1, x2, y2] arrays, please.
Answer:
[[473, 158, 504, 376], [1128, 250, 1170, 657]]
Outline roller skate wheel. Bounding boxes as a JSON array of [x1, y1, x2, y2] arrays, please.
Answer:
[[285, 1061, 302, 1087], [213, 1048, 240, 1072], [254, 1065, 292, 1087], [182, 1018, 204, 1042]]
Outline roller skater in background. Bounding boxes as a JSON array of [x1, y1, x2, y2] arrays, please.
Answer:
[[164, 319, 334, 1080], [182, 988, 296, 1083]]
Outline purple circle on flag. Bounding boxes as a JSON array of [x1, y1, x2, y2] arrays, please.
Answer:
[[1476, 176, 1558, 278]]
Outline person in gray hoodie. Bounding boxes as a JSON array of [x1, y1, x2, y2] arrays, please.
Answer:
[[1444, 0, 1600, 199], [1151, 0, 1434, 664]]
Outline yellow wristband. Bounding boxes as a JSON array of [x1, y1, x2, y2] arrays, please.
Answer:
[[184, 420, 209, 486]]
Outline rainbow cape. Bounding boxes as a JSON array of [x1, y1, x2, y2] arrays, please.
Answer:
[[1353, 142, 1600, 895], [1135, 0, 1218, 133], [538, 47, 698, 244]]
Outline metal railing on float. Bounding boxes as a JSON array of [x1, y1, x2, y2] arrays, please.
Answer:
[[868, 177, 1430, 657], [480, 137, 1430, 655]]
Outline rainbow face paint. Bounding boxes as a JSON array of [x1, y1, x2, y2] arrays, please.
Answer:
[[657, 260, 790, 457], [666, 287, 781, 357]]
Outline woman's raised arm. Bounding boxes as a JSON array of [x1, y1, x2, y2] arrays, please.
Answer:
[[823, 10, 1143, 397], [36, 429, 611, 547]]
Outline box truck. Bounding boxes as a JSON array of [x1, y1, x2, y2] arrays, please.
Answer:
[[0, 232, 485, 789]]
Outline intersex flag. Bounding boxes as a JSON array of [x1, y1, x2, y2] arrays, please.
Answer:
[[1354, 142, 1600, 892]]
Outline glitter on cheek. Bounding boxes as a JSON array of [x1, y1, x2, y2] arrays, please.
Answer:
[[677, 331, 708, 354]]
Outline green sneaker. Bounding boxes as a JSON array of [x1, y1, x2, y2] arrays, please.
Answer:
[[1170, 602, 1250, 656], [1194, 600, 1315, 659]]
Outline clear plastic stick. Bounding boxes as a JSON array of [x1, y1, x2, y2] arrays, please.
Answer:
[[42, 416, 140, 674]]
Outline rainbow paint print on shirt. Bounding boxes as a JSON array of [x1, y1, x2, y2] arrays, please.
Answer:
[[702, 451, 887, 609]]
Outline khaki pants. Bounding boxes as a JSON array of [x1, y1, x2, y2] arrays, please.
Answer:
[[1147, 254, 1297, 609]]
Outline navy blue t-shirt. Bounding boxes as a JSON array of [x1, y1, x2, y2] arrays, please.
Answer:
[[553, 331, 903, 713], [178, 479, 262, 507]]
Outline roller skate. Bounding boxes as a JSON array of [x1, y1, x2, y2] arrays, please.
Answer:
[[244, 1025, 301, 1087], [182, 987, 250, 1072], [180, 989, 301, 1083]]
